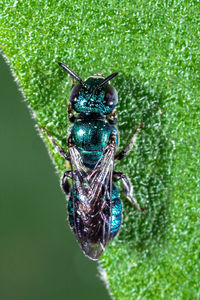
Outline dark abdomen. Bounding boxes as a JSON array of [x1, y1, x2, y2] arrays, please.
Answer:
[[68, 184, 122, 242]]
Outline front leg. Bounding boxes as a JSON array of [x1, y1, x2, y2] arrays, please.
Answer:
[[107, 109, 117, 125], [113, 171, 145, 211], [68, 103, 76, 123]]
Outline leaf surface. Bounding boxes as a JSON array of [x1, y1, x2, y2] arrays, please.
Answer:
[[1, 1, 199, 298]]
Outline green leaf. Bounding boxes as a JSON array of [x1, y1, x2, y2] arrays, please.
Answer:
[[1, 1, 199, 298]]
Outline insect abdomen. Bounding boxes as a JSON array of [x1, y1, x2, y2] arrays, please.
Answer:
[[68, 184, 122, 240], [109, 184, 122, 239]]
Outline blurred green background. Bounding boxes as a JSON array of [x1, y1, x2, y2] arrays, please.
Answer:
[[0, 55, 110, 300]]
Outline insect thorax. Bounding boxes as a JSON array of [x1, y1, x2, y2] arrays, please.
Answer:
[[71, 117, 118, 168]]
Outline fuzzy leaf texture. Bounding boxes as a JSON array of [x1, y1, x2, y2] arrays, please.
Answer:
[[0, 1, 199, 299]]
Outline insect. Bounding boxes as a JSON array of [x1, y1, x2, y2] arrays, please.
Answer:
[[41, 62, 145, 260]]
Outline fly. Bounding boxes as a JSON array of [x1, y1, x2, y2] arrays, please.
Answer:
[[41, 62, 145, 260]]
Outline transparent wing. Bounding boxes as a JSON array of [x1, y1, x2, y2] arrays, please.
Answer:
[[68, 141, 116, 260]]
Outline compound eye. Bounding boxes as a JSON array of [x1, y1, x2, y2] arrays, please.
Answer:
[[69, 84, 81, 104], [104, 85, 118, 107]]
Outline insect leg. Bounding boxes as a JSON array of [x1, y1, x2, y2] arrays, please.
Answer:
[[61, 170, 73, 195], [107, 109, 117, 125], [40, 128, 69, 161], [71, 77, 76, 89], [115, 125, 144, 161], [113, 171, 145, 211], [68, 103, 76, 123]]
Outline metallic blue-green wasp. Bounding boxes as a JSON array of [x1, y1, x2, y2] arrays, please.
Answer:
[[41, 62, 144, 260]]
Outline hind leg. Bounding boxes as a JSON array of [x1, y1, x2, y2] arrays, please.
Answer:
[[63, 171, 75, 229], [113, 171, 145, 211], [61, 170, 73, 195]]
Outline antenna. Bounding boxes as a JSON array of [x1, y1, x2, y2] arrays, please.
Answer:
[[58, 62, 88, 90], [97, 72, 118, 90]]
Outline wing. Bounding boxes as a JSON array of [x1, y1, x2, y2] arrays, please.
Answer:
[[68, 140, 116, 260]]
